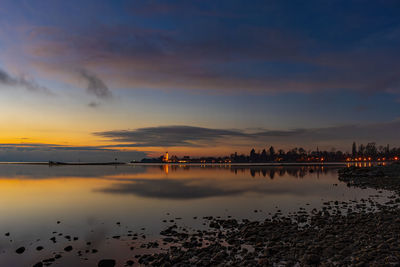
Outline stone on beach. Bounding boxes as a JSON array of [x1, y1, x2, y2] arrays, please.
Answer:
[[15, 247, 25, 254], [98, 259, 116, 267]]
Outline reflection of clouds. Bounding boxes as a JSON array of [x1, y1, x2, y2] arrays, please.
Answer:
[[98, 175, 342, 200], [99, 179, 244, 199]]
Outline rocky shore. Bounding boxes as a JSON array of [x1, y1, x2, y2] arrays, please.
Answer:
[[135, 163, 400, 266], [339, 163, 400, 193]]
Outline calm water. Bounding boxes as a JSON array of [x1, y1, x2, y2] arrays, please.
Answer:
[[0, 164, 392, 266]]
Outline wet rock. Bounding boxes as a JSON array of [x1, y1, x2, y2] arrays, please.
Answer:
[[98, 259, 116, 267], [16, 247, 25, 254]]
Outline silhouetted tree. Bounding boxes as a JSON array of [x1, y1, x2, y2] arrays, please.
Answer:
[[352, 142, 357, 157], [269, 146, 275, 157], [366, 142, 377, 157], [358, 144, 365, 157], [260, 149, 267, 162], [250, 148, 257, 162]]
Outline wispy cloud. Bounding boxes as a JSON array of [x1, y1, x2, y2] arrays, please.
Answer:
[[0, 68, 51, 94], [88, 101, 100, 108], [16, 18, 400, 95], [0, 1, 399, 99], [79, 69, 112, 99]]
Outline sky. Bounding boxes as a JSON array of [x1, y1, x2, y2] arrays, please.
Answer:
[[0, 0, 400, 161]]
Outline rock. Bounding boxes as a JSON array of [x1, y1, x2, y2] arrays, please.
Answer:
[[303, 254, 320, 264], [64, 245, 73, 252], [16, 247, 25, 254], [98, 259, 116, 267]]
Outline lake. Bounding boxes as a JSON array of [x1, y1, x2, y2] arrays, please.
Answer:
[[0, 164, 392, 266]]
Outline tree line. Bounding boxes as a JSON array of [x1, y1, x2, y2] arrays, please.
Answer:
[[138, 142, 400, 163], [231, 142, 400, 163]]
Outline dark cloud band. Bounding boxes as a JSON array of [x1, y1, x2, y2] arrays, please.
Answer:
[[95, 121, 400, 149]]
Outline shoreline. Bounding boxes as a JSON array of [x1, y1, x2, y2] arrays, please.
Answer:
[[0, 161, 350, 166]]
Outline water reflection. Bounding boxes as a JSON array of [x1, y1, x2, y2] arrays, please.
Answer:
[[0, 164, 392, 266], [97, 165, 339, 199], [156, 164, 335, 178]]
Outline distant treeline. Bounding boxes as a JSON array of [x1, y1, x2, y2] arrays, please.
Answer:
[[232, 142, 399, 163], [138, 142, 400, 163]]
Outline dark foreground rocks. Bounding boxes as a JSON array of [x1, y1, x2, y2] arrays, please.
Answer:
[[141, 208, 400, 266], [98, 259, 116, 267], [15, 247, 25, 254]]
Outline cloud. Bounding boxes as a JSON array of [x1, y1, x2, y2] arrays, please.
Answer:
[[17, 19, 400, 95], [95, 121, 400, 149], [3, 1, 400, 97], [95, 126, 248, 147], [0, 68, 51, 93], [88, 101, 100, 108], [80, 69, 112, 99], [0, 143, 146, 162]]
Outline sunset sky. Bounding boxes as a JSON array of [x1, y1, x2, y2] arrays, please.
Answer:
[[1, 0, 400, 161]]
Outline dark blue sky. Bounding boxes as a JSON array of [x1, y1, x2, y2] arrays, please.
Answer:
[[0, 0, 400, 159]]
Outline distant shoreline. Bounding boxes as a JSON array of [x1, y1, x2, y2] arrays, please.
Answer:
[[0, 161, 350, 166]]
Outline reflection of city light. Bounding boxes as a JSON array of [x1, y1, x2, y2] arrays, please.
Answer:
[[395, 157, 399, 161], [163, 164, 169, 174]]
